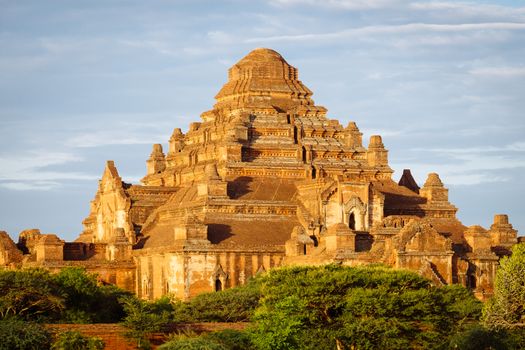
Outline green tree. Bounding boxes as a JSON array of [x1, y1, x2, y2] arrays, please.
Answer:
[[53, 267, 130, 323], [0, 268, 64, 321], [120, 296, 169, 350], [447, 325, 509, 350], [51, 331, 104, 350], [250, 264, 481, 350], [0, 267, 130, 323], [172, 279, 260, 323], [483, 243, 525, 330], [0, 318, 52, 350]]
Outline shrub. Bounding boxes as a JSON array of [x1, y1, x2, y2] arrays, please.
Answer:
[[51, 330, 104, 350], [159, 337, 226, 350], [0, 318, 51, 350], [120, 296, 169, 350], [172, 279, 260, 323]]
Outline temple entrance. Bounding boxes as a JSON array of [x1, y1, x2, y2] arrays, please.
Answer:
[[215, 278, 222, 292], [349, 212, 356, 230]]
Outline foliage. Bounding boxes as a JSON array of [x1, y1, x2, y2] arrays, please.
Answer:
[[249, 264, 482, 350], [159, 330, 254, 350], [204, 329, 255, 350], [158, 337, 226, 350], [0, 268, 64, 321], [120, 296, 169, 350], [51, 331, 104, 350], [172, 279, 260, 323], [483, 243, 525, 330], [0, 318, 52, 350], [447, 325, 509, 350], [0, 267, 130, 323], [54, 267, 130, 323]]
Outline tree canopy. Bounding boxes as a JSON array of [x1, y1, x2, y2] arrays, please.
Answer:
[[0, 267, 130, 323], [250, 264, 481, 350], [483, 243, 525, 330]]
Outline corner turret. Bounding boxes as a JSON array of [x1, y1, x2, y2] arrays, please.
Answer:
[[146, 144, 166, 176], [367, 135, 388, 167]]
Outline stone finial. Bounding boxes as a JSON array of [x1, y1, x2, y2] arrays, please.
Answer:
[[398, 169, 420, 193], [489, 214, 518, 248], [420, 172, 449, 202], [171, 128, 184, 139], [369, 135, 384, 148], [346, 121, 359, 130], [146, 144, 166, 175], [168, 128, 185, 161], [493, 214, 509, 226], [367, 135, 388, 166], [151, 144, 164, 156], [343, 121, 363, 148], [424, 173, 444, 187]]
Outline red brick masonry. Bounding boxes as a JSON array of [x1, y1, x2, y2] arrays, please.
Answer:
[[47, 323, 249, 350]]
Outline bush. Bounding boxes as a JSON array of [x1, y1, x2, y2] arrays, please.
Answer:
[[54, 268, 130, 323], [204, 329, 255, 350], [0, 267, 130, 323], [0, 318, 51, 350], [51, 331, 104, 350], [159, 337, 226, 349], [172, 280, 260, 323], [0, 269, 64, 322], [250, 264, 482, 350], [120, 296, 169, 350]]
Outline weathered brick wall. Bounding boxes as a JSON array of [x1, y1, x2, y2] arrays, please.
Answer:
[[47, 323, 249, 350], [48, 324, 134, 350]]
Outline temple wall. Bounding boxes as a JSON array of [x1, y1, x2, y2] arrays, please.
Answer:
[[135, 251, 284, 300]]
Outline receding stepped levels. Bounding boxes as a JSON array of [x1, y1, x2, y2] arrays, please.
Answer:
[[1, 48, 519, 301]]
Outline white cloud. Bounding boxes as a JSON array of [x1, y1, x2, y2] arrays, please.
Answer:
[[64, 119, 175, 148], [66, 131, 168, 148], [409, 2, 525, 21], [0, 181, 61, 191], [269, 0, 403, 10], [469, 66, 525, 77], [0, 151, 97, 191], [245, 22, 525, 43], [393, 142, 525, 186]]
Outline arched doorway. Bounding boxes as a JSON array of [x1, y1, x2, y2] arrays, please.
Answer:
[[215, 278, 222, 292], [349, 212, 356, 230]]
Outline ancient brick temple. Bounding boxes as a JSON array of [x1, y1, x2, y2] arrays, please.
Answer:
[[1, 48, 519, 300]]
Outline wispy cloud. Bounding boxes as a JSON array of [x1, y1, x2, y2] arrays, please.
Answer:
[[0, 151, 97, 191], [269, 0, 403, 10], [66, 130, 169, 148], [245, 22, 525, 43], [64, 118, 176, 148], [469, 66, 525, 77], [409, 2, 525, 21], [393, 142, 525, 186]]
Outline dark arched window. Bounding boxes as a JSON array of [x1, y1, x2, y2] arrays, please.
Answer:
[[215, 278, 222, 292], [468, 275, 476, 290], [349, 212, 356, 230]]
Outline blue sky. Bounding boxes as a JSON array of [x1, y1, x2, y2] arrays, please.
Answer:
[[0, 0, 524, 241]]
